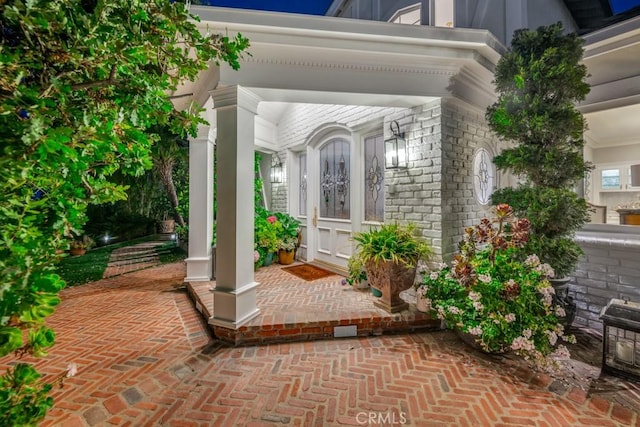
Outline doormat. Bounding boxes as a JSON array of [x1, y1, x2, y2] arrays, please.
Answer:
[[282, 264, 337, 281]]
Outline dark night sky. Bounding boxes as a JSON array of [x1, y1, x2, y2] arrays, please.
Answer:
[[201, 0, 640, 16], [610, 0, 640, 13], [200, 0, 334, 15]]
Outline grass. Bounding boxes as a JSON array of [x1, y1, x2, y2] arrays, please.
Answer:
[[56, 235, 187, 287]]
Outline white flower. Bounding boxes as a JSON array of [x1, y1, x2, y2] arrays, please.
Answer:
[[467, 326, 483, 336], [504, 313, 516, 323], [524, 254, 540, 267], [551, 345, 571, 359], [478, 273, 492, 283], [511, 336, 535, 352], [468, 291, 482, 302], [66, 362, 78, 378], [545, 330, 558, 346], [448, 306, 462, 315], [472, 301, 484, 312], [523, 329, 532, 339], [430, 271, 439, 280], [535, 263, 555, 278], [555, 306, 566, 317], [438, 262, 448, 271]]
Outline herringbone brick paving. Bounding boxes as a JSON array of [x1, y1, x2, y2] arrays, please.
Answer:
[[1, 261, 639, 426]]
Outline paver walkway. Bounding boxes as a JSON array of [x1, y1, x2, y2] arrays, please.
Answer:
[[102, 240, 170, 278], [1, 262, 639, 426]]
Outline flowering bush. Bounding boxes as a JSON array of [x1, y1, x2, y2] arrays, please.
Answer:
[[418, 204, 575, 368]]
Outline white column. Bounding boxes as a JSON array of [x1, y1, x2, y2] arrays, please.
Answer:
[[185, 121, 215, 282], [209, 85, 261, 328]]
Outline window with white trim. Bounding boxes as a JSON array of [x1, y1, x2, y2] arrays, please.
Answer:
[[389, 3, 421, 25]]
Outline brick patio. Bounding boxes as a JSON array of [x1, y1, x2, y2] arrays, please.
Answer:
[[1, 261, 639, 426]]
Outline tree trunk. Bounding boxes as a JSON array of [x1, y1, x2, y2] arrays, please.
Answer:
[[156, 158, 186, 228]]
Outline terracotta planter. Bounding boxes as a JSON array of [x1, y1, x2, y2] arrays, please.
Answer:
[[278, 249, 295, 265], [157, 219, 175, 234], [70, 248, 86, 256], [365, 260, 416, 313]]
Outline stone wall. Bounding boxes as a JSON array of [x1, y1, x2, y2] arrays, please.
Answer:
[[570, 226, 640, 332]]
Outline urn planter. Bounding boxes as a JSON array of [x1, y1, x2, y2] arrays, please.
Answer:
[[365, 260, 416, 313]]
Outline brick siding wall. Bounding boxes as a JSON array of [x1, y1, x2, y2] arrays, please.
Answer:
[[571, 231, 640, 332]]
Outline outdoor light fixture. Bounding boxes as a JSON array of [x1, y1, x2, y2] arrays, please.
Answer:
[[385, 120, 407, 169], [600, 298, 640, 381], [271, 156, 283, 183], [631, 164, 640, 187]]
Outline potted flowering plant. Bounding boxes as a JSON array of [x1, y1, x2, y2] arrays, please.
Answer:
[[418, 204, 575, 369], [277, 236, 297, 265], [352, 223, 432, 313]]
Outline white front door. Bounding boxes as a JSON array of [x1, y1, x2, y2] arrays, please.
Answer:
[[309, 137, 354, 269]]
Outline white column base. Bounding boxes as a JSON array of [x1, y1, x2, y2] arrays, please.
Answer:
[[210, 281, 261, 329], [184, 256, 212, 282]]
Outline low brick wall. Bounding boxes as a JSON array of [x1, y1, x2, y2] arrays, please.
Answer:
[[570, 225, 640, 332]]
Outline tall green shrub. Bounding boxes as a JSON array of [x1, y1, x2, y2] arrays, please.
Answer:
[[487, 22, 591, 278], [0, 0, 248, 423]]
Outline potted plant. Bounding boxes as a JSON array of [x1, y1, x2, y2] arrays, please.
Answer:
[[69, 235, 94, 256], [351, 223, 432, 313], [418, 204, 576, 369], [344, 256, 369, 290], [486, 23, 591, 322], [255, 214, 281, 266], [274, 212, 301, 254], [277, 236, 297, 265]]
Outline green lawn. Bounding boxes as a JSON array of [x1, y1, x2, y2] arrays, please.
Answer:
[[56, 236, 187, 287]]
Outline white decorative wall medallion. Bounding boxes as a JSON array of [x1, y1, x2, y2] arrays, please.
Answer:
[[473, 148, 495, 205]]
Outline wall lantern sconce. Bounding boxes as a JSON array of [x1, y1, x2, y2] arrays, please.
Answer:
[[385, 120, 407, 169], [600, 298, 640, 381], [270, 156, 283, 183]]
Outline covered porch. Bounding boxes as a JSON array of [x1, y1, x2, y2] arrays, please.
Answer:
[[180, 6, 504, 334]]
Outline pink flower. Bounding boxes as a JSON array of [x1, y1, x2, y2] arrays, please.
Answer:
[[254, 250, 259, 262], [267, 216, 277, 224]]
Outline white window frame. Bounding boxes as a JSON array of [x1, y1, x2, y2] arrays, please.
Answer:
[[389, 3, 422, 25]]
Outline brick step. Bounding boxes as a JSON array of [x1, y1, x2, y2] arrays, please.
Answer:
[[108, 255, 159, 267]]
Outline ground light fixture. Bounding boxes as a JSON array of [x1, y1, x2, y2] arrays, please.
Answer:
[[385, 120, 407, 169], [270, 155, 283, 183], [600, 297, 640, 381]]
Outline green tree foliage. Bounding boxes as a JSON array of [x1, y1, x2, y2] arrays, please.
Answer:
[[486, 22, 590, 277], [0, 0, 248, 422]]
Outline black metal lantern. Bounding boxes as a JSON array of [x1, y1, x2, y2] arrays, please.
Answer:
[[270, 156, 283, 183], [385, 120, 407, 169], [600, 298, 640, 381]]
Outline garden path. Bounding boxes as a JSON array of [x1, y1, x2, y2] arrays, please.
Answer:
[[102, 240, 169, 278]]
